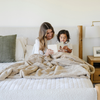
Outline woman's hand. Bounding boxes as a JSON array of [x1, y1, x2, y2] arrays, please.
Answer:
[[45, 49, 54, 56]]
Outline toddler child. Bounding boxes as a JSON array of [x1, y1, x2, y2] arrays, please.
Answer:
[[57, 30, 72, 53]]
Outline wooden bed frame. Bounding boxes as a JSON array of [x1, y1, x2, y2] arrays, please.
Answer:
[[78, 26, 82, 59], [78, 25, 100, 100]]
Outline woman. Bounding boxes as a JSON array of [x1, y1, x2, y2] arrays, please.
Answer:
[[32, 22, 57, 56]]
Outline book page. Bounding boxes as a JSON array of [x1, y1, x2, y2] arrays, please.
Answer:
[[57, 42, 64, 50], [48, 42, 64, 53], [48, 44, 58, 53]]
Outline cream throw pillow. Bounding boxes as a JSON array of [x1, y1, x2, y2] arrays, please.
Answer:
[[15, 37, 27, 61], [25, 45, 33, 61]]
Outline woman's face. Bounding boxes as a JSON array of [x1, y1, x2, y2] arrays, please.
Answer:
[[46, 29, 53, 40]]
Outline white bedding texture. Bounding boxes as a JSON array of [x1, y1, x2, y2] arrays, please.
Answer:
[[0, 89, 97, 100], [0, 77, 93, 90], [0, 57, 94, 90]]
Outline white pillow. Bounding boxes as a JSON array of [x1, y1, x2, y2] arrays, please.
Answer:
[[25, 45, 33, 61], [15, 37, 28, 61]]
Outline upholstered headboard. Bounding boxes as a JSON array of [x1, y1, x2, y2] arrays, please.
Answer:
[[0, 26, 82, 58]]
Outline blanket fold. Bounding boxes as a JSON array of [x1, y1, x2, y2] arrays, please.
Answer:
[[0, 52, 95, 81]]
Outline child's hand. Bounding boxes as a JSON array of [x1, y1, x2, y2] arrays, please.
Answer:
[[63, 46, 68, 50], [62, 49, 68, 53], [63, 46, 72, 53], [58, 46, 68, 53]]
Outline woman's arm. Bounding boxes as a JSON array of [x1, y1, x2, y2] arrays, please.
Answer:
[[32, 39, 54, 56], [32, 39, 44, 55]]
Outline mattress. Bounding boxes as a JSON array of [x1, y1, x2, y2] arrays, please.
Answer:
[[0, 78, 93, 90], [0, 62, 97, 100]]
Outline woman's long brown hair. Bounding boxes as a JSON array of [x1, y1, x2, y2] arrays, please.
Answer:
[[38, 22, 55, 52]]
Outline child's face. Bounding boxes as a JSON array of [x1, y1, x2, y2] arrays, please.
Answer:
[[59, 34, 67, 43]]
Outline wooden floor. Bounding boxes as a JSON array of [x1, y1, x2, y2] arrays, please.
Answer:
[[93, 83, 100, 87]]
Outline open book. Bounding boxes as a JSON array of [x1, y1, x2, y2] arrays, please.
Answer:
[[48, 42, 64, 53]]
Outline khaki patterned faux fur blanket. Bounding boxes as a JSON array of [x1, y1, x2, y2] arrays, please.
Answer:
[[0, 52, 95, 81]]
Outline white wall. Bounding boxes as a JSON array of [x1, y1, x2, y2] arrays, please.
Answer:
[[0, 0, 100, 61]]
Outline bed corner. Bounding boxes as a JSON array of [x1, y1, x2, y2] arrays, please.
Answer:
[[95, 84, 100, 100]]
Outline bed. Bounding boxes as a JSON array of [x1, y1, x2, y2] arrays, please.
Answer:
[[0, 26, 99, 100]]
